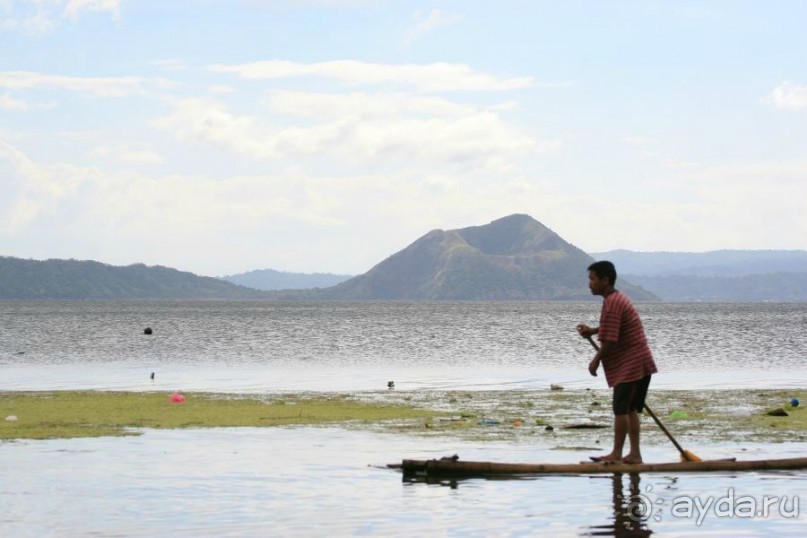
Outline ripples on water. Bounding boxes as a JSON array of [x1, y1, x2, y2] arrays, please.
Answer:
[[1, 301, 805, 391]]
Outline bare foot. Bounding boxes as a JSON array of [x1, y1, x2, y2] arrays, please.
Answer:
[[622, 455, 643, 464], [590, 454, 622, 464]]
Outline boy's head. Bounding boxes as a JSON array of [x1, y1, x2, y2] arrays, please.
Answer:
[[587, 260, 617, 287]]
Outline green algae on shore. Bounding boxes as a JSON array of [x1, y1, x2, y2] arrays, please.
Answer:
[[0, 391, 443, 440], [1, 389, 805, 444]]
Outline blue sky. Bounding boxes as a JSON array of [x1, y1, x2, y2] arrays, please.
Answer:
[[2, 1, 806, 276]]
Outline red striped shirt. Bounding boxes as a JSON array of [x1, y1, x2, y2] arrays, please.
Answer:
[[598, 290, 657, 387]]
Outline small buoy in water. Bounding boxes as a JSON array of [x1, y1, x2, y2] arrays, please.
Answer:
[[144, 327, 153, 335], [513, 420, 523, 427], [387, 381, 395, 389], [5, 415, 18, 422], [791, 398, 800, 408], [169, 392, 185, 403], [150, 372, 155, 380]]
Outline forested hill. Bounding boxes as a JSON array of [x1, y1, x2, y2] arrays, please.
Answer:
[[0, 257, 269, 300]]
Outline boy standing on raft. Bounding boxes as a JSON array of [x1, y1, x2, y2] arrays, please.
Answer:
[[577, 261, 657, 464]]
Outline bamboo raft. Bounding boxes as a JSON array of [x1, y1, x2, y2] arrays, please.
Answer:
[[390, 457, 807, 480]]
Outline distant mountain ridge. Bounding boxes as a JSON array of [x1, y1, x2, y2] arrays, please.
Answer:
[[0, 257, 268, 300], [220, 268, 352, 291], [4, 220, 802, 302], [591, 249, 807, 276], [272, 214, 657, 301], [592, 249, 807, 302]]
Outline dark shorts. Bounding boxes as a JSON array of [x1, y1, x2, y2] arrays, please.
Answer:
[[612, 375, 652, 415]]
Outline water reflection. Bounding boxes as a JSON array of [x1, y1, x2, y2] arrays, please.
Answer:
[[586, 473, 654, 537], [406, 470, 657, 536]]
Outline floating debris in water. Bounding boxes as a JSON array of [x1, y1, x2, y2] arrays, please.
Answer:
[[767, 408, 789, 417], [143, 327, 153, 335], [550, 384, 564, 391], [5, 415, 18, 422]]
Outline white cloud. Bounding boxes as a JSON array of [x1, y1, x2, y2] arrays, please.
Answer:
[[0, 70, 175, 97], [153, 94, 554, 174], [63, 0, 120, 21], [0, 139, 393, 273], [680, 161, 807, 247], [88, 144, 164, 165], [0, 139, 92, 232], [605, 157, 801, 249], [1, 0, 120, 33], [0, 90, 57, 111], [402, 8, 462, 46], [0, 1, 57, 33], [209, 85, 235, 95], [767, 81, 807, 110], [659, 158, 700, 169], [265, 90, 481, 118], [152, 59, 187, 71], [0, 91, 28, 110], [207, 60, 534, 92]]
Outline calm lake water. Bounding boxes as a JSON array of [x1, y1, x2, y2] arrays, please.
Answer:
[[2, 301, 807, 536]]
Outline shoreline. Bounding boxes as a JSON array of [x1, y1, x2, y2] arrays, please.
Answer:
[[2, 388, 804, 443]]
